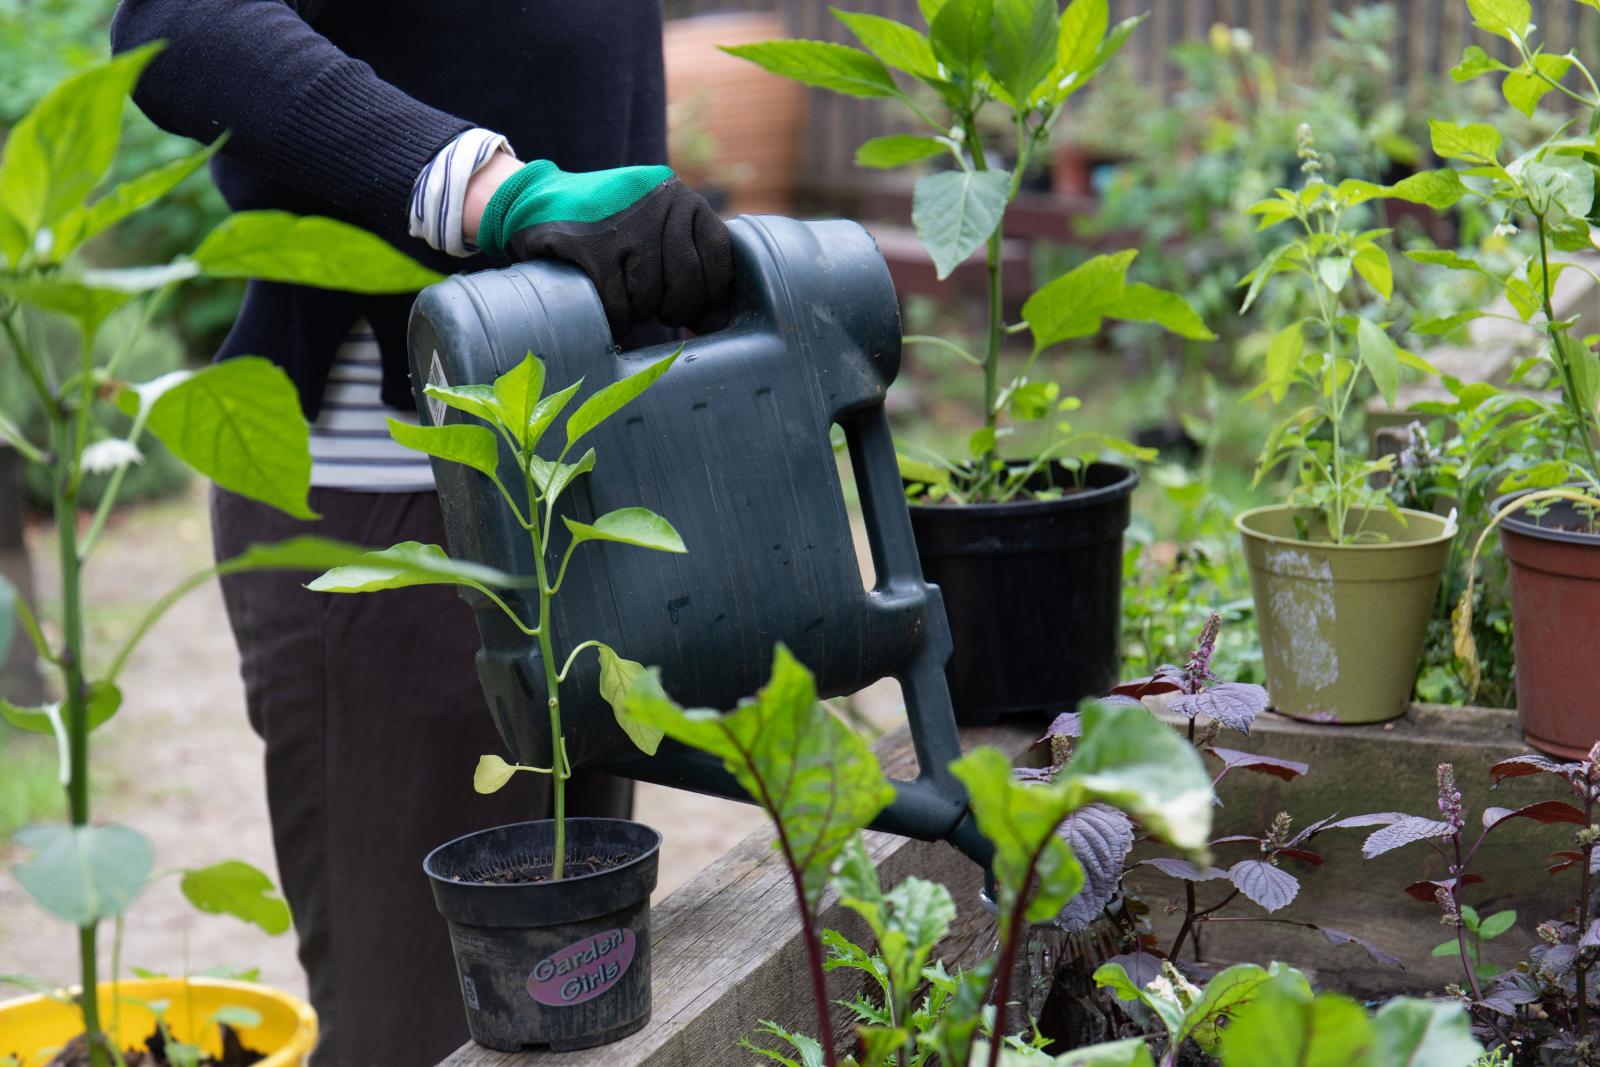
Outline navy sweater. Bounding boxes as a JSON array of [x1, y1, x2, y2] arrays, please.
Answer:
[[110, 0, 666, 418]]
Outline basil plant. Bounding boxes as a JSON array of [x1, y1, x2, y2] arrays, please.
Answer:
[[725, 0, 1214, 504], [0, 46, 517, 1066]]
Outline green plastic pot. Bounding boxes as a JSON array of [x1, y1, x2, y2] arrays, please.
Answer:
[[1236, 505, 1456, 724]]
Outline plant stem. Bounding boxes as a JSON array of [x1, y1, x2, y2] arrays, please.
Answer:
[[986, 876, 1033, 1067], [524, 459, 567, 880], [52, 411, 106, 1066], [1449, 833, 1485, 1005], [1533, 213, 1600, 486], [966, 116, 1004, 450]]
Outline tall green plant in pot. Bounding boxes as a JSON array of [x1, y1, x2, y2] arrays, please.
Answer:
[[1234, 125, 1456, 724], [724, 0, 1214, 724], [1409, 0, 1600, 758], [0, 47, 486, 1066], [308, 351, 684, 1052]]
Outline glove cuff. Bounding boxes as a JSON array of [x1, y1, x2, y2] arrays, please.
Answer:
[[478, 159, 676, 260]]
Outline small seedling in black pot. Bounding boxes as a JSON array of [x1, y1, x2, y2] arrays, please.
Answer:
[[311, 349, 683, 1051]]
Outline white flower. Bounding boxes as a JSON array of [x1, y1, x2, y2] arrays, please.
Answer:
[[1493, 221, 1518, 237], [81, 439, 144, 474], [949, 125, 965, 142]]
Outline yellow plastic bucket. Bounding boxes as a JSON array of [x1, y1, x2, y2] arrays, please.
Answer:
[[0, 977, 316, 1066]]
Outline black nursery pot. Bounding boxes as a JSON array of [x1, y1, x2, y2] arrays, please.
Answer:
[[423, 818, 661, 1052], [908, 461, 1138, 725]]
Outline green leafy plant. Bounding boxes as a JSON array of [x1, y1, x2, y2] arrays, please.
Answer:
[[310, 348, 683, 882], [1241, 123, 1445, 543], [0, 47, 495, 1066], [724, 0, 1213, 503], [1432, 905, 1517, 984]]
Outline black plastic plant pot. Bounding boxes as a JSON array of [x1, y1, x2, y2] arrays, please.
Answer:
[[423, 818, 661, 1052], [907, 461, 1138, 725]]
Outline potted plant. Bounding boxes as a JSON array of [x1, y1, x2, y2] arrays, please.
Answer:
[[724, 0, 1214, 724], [0, 46, 467, 1065], [309, 350, 684, 1051], [1420, 1, 1600, 758], [1233, 124, 1455, 724]]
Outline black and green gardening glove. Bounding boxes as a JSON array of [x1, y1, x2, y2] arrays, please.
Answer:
[[477, 160, 733, 337]]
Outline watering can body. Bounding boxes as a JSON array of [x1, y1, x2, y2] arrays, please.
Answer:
[[408, 215, 981, 856]]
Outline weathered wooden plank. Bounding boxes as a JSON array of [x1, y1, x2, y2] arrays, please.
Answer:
[[440, 723, 1036, 1066]]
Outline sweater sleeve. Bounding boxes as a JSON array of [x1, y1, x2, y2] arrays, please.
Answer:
[[109, 0, 473, 230]]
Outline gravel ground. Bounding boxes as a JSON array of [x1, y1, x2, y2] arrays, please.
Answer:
[[1, 482, 893, 1000]]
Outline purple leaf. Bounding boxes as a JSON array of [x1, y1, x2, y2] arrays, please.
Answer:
[[1278, 847, 1325, 866], [1545, 850, 1600, 875], [1212, 834, 1263, 846], [1170, 683, 1270, 734], [1536, 942, 1578, 980], [1035, 711, 1082, 745], [1095, 695, 1144, 709], [1013, 766, 1058, 783], [1582, 919, 1600, 951], [1286, 814, 1341, 847], [1320, 927, 1404, 968], [1362, 816, 1454, 859], [1477, 996, 1519, 1016], [1208, 746, 1308, 781], [1483, 800, 1588, 830], [1403, 874, 1484, 902], [1489, 754, 1583, 783], [1328, 812, 1409, 830], [1104, 951, 1163, 988], [1229, 859, 1300, 912], [1054, 803, 1135, 934], [1137, 857, 1230, 882], [1110, 667, 1186, 699]]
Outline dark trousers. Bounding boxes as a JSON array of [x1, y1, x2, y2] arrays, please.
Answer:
[[211, 487, 632, 1067]]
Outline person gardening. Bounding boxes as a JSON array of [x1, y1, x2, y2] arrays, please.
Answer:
[[108, 3, 732, 1064]]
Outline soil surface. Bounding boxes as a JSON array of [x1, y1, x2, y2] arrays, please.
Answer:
[[46, 1026, 262, 1067], [0, 483, 900, 996]]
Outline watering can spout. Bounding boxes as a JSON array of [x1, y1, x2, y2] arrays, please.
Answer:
[[409, 214, 987, 865]]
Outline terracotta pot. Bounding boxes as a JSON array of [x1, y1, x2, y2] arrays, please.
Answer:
[[1495, 492, 1600, 758], [1237, 505, 1455, 724]]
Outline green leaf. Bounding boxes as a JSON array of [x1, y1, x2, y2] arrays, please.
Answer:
[[1466, 0, 1531, 42], [492, 353, 548, 446], [210, 1007, 262, 1030], [1450, 44, 1502, 82], [930, 0, 994, 78], [563, 507, 687, 553], [597, 645, 664, 756], [1405, 248, 1489, 274], [1431, 940, 1460, 957], [1371, 998, 1483, 1066], [0, 574, 13, 669], [623, 644, 896, 908], [1071, 14, 1146, 93], [1479, 909, 1516, 939], [526, 379, 584, 452], [911, 169, 1010, 280], [216, 535, 394, 576], [1053, 0, 1109, 86], [306, 541, 528, 594], [0, 263, 197, 336], [1219, 976, 1378, 1066], [986, 0, 1059, 101], [387, 420, 501, 479], [474, 754, 518, 794], [1239, 242, 1292, 314], [1357, 318, 1400, 409], [0, 43, 161, 238], [179, 860, 291, 935], [1524, 156, 1595, 217], [528, 448, 596, 501], [53, 139, 223, 258], [423, 383, 502, 428], [1264, 324, 1304, 404], [141, 357, 316, 520], [1413, 310, 1483, 336], [12, 823, 153, 925], [1093, 962, 1183, 1037], [1317, 256, 1352, 295], [1503, 53, 1574, 117], [832, 9, 940, 79], [564, 349, 679, 449], [193, 210, 444, 293], [1023, 250, 1138, 349], [1177, 964, 1273, 1054], [856, 134, 947, 169], [1057, 700, 1213, 851], [719, 40, 901, 98], [1049, 1038, 1156, 1067], [1107, 282, 1215, 340], [1429, 121, 1501, 165], [1352, 244, 1392, 300]]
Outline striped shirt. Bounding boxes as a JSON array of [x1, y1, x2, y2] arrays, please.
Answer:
[[309, 128, 512, 493]]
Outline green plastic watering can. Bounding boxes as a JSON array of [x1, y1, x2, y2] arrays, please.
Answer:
[[407, 215, 987, 864]]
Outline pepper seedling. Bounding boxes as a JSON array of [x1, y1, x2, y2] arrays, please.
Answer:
[[311, 350, 685, 880]]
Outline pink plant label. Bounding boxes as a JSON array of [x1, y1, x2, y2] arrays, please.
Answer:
[[526, 928, 635, 1007]]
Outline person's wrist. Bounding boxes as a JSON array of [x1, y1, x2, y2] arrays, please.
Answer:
[[463, 150, 524, 249]]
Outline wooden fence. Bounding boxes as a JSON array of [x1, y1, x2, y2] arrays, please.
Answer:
[[664, 0, 1600, 191]]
